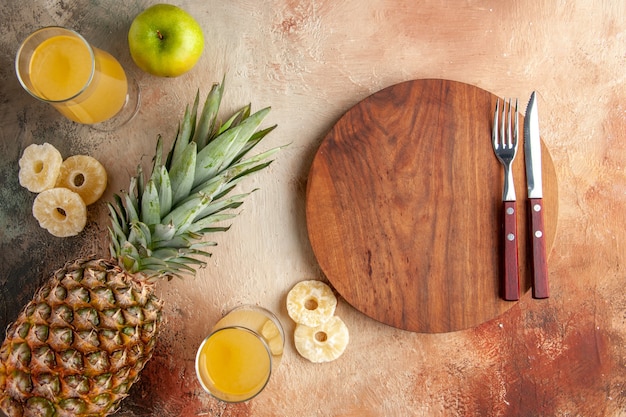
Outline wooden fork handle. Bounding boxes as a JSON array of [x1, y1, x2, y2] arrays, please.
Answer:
[[502, 200, 520, 301], [529, 198, 549, 299]]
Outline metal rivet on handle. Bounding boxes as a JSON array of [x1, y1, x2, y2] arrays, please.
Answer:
[[533, 204, 541, 212], [507, 233, 515, 241], [535, 230, 543, 238]]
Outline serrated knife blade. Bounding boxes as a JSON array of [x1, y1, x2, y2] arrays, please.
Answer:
[[524, 91, 549, 299]]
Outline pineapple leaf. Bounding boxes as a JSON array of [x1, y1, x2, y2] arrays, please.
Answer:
[[234, 125, 278, 163], [188, 175, 228, 202], [111, 194, 128, 231], [120, 242, 141, 273], [208, 183, 237, 203], [141, 180, 161, 225], [195, 192, 253, 219], [232, 160, 273, 181], [230, 146, 283, 179], [149, 248, 181, 259], [170, 255, 207, 267], [108, 79, 281, 279], [123, 193, 140, 224], [108, 227, 124, 259], [162, 194, 212, 232], [194, 107, 270, 187], [136, 165, 145, 203], [107, 221, 126, 251], [128, 222, 150, 252], [169, 141, 197, 206], [189, 92, 200, 138], [138, 257, 169, 271], [109, 241, 119, 262], [216, 106, 246, 136], [150, 234, 192, 249], [190, 145, 281, 195], [193, 125, 241, 186], [190, 226, 231, 235], [162, 261, 197, 275], [152, 223, 177, 243], [193, 80, 224, 149], [186, 212, 237, 234], [171, 92, 199, 166], [151, 134, 164, 178], [157, 166, 172, 218], [216, 103, 252, 136], [107, 201, 126, 236]]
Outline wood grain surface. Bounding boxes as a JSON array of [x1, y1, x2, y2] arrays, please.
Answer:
[[306, 79, 558, 333]]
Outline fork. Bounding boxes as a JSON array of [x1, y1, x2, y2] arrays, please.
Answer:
[[492, 98, 520, 301]]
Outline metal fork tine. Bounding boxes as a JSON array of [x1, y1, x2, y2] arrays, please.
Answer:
[[513, 98, 519, 148], [507, 99, 512, 148], [500, 99, 504, 149], [493, 98, 500, 149], [508, 98, 518, 149]]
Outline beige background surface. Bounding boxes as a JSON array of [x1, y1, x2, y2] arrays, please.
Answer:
[[0, 1, 624, 416]]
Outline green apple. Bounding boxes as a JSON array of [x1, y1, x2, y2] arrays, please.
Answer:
[[128, 4, 204, 77]]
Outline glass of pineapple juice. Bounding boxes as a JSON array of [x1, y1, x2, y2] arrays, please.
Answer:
[[15, 26, 140, 131], [195, 305, 285, 402]]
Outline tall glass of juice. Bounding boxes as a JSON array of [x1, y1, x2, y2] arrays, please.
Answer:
[[195, 305, 285, 402], [15, 27, 140, 131]]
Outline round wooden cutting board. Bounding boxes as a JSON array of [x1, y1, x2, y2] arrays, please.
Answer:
[[306, 79, 558, 333]]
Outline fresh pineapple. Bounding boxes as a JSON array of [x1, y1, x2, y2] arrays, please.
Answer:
[[18, 143, 63, 193], [32, 188, 87, 237], [0, 80, 280, 416], [56, 155, 108, 205], [286, 280, 337, 327], [294, 316, 349, 363]]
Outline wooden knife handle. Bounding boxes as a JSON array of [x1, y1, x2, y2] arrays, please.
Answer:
[[529, 198, 550, 298], [503, 200, 520, 301]]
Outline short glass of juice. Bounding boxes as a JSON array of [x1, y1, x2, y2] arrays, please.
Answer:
[[15, 26, 140, 131], [195, 305, 285, 403]]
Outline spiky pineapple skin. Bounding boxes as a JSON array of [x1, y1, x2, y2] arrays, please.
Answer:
[[1, 80, 280, 416], [0, 258, 162, 417]]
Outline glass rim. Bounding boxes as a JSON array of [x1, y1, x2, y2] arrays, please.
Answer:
[[195, 325, 274, 403], [15, 26, 96, 104]]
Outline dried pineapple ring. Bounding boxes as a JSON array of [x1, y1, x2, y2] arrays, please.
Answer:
[[286, 280, 337, 327], [261, 319, 284, 356], [55, 155, 108, 205], [261, 319, 280, 339], [32, 188, 87, 237], [294, 316, 349, 363], [266, 336, 284, 357], [18, 143, 63, 193]]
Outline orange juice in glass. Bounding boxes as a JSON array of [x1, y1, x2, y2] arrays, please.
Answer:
[[16, 27, 139, 130], [195, 305, 284, 402]]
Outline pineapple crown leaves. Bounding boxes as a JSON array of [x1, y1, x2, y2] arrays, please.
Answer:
[[107, 79, 282, 281]]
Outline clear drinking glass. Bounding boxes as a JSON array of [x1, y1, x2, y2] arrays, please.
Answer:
[[15, 26, 140, 131], [195, 305, 285, 403]]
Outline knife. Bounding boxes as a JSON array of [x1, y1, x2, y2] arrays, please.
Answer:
[[524, 91, 549, 299]]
